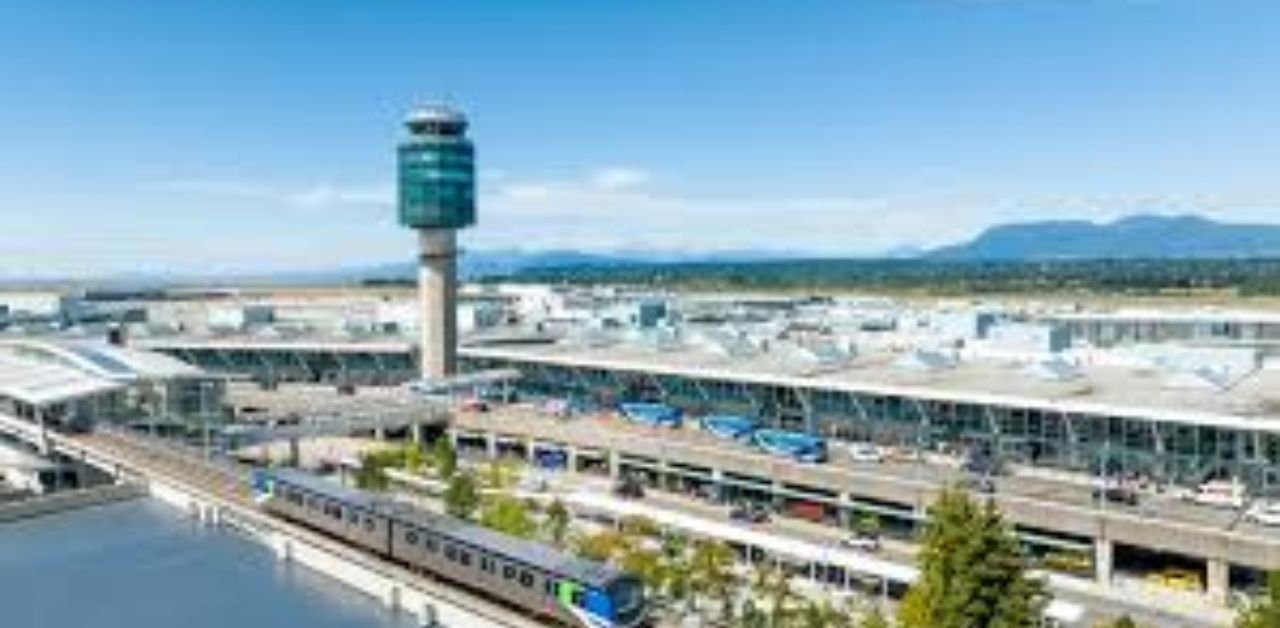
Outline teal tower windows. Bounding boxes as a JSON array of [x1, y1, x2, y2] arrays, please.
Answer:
[[397, 105, 476, 229]]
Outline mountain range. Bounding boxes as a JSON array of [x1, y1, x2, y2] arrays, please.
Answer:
[[926, 214, 1280, 261], [6, 214, 1279, 288]]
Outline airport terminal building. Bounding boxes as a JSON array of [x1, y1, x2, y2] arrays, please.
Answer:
[[142, 335, 1280, 492]]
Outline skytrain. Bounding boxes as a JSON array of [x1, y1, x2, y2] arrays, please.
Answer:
[[253, 468, 647, 627]]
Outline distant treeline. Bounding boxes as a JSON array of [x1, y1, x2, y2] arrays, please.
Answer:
[[480, 258, 1280, 296]]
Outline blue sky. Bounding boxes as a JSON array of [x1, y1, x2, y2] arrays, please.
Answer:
[[1, 1, 1278, 276]]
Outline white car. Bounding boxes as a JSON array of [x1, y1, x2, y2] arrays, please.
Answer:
[[1189, 479, 1247, 509], [840, 534, 881, 553], [1245, 501, 1280, 526], [847, 443, 885, 464], [517, 474, 549, 494]]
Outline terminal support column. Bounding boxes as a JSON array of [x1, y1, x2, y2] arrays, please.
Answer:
[[418, 229, 458, 379], [1095, 537, 1114, 586], [1207, 557, 1229, 604]]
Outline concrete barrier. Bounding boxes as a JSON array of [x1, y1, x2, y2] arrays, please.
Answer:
[[0, 482, 147, 524]]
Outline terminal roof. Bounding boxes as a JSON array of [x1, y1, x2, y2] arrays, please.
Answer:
[[0, 354, 125, 407], [0, 338, 206, 381]]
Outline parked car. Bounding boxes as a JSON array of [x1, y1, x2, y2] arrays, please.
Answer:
[[1091, 480, 1140, 506], [613, 476, 645, 500], [1188, 479, 1247, 509], [840, 532, 881, 553], [730, 504, 771, 524], [517, 474, 548, 494], [846, 442, 885, 464], [1147, 568, 1203, 592], [962, 452, 1002, 476], [785, 501, 827, 523], [1245, 500, 1280, 526], [960, 474, 996, 494]]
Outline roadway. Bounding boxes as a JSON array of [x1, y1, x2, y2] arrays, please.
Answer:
[[450, 406, 1280, 606], [457, 405, 1274, 541], [454, 430, 1233, 627]]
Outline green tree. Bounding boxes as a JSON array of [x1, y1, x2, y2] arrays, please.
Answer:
[[434, 437, 457, 480], [403, 444, 426, 472], [663, 554, 694, 614], [688, 539, 737, 621], [354, 452, 390, 491], [574, 530, 634, 562], [479, 494, 537, 539], [544, 498, 571, 548], [1237, 571, 1280, 628], [619, 515, 660, 539], [854, 512, 882, 539], [860, 606, 891, 628], [799, 600, 855, 628], [620, 547, 667, 599], [443, 471, 480, 520], [898, 488, 1047, 628], [750, 561, 798, 627]]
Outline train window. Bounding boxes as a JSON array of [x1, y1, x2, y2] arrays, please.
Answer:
[[520, 571, 534, 589], [459, 550, 472, 567], [480, 557, 493, 573], [571, 588, 585, 607], [364, 517, 376, 532], [445, 545, 457, 562], [503, 565, 517, 580], [405, 530, 419, 545], [544, 580, 555, 597], [425, 536, 438, 552]]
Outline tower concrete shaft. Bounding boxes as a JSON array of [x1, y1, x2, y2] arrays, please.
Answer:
[[418, 229, 458, 379]]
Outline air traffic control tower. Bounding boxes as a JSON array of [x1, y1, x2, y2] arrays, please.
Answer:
[[397, 104, 476, 379]]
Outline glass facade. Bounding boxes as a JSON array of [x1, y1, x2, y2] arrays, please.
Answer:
[[397, 138, 476, 229], [153, 343, 1280, 492], [464, 356, 1280, 492]]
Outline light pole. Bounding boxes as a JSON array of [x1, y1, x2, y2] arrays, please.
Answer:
[[198, 380, 215, 460]]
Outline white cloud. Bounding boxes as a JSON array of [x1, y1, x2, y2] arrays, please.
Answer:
[[283, 183, 391, 210], [143, 178, 392, 211], [474, 167, 982, 254], [588, 167, 650, 191], [141, 170, 1280, 258]]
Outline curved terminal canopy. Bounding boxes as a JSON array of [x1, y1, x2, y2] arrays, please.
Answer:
[[405, 103, 468, 137]]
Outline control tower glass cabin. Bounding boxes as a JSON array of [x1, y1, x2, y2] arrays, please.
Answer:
[[397, 105, 476, 229]]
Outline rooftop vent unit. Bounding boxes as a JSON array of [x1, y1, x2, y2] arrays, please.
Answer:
[[1163, 366, 1236, 392], [1024, 357, 1082, 382], [895, 349, 957, 372]]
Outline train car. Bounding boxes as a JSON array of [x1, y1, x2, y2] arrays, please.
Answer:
[[253, 469, 647, 628], [389, 514, 645, 627], [255, 468, 395, 554]]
